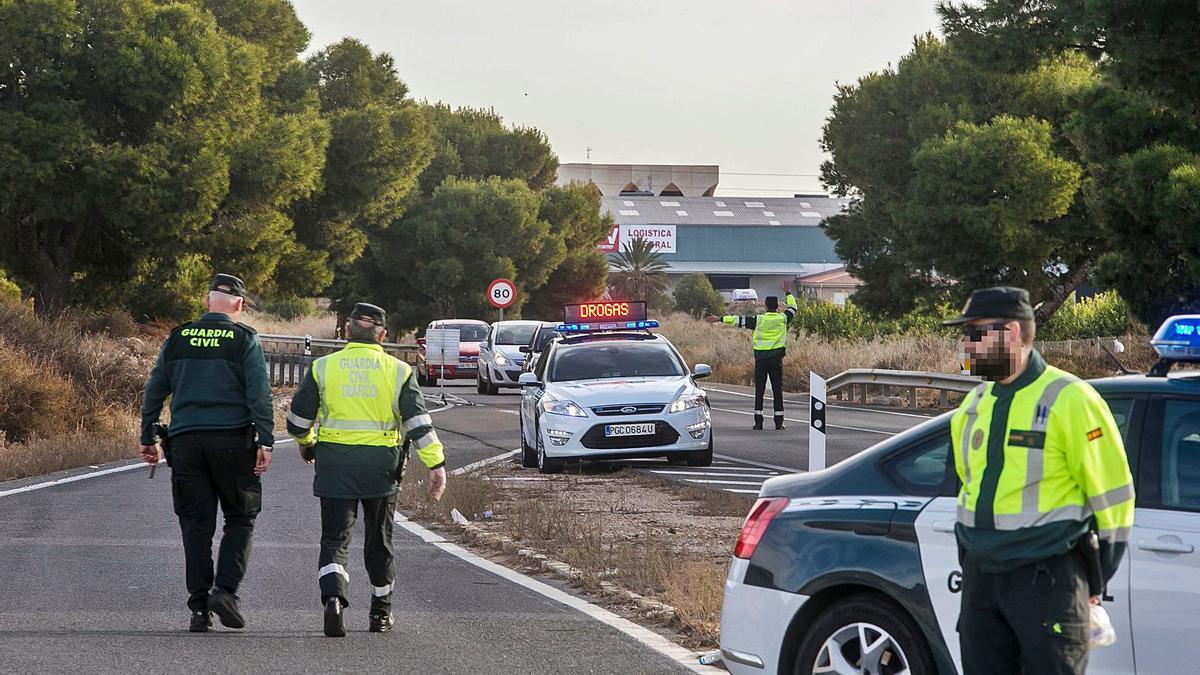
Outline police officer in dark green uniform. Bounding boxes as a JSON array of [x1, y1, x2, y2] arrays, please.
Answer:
[[140, 274, 275, 633], [287, 303, 447, 637], [947, 287, 1135, 675]]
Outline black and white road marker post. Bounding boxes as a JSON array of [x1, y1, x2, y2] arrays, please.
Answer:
[[809, 371, 826, 471]]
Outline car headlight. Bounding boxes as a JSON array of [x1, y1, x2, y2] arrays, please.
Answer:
[[494, 353, 510, 367], [540, 398, 587, 417], [669, 392, 706, 413]]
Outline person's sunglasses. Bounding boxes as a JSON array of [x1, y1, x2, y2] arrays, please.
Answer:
[[961, 322, 1010, 342]]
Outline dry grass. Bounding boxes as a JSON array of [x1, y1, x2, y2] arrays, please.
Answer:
[[0, 430, 136, 480], [659, 312, 1164, 394], [240, 309, 341, 338], [0, 301, 156, 481], [397, 460, 742, 647]]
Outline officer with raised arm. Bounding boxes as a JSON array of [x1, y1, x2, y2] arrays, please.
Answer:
[[287, 302, 447, 637], [706, 281, 798, 429], [140, 273, 274, 633]]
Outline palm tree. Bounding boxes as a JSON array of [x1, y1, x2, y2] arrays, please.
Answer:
[[609, 237, 671, 302]]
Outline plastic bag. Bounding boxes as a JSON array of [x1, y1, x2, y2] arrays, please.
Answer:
[[1090, 604, 1117, 648]]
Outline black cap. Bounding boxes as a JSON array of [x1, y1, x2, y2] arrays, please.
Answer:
[[943, 286, 1035, 325], [349, 302, 386, 327], [209, 273, 246, 297]]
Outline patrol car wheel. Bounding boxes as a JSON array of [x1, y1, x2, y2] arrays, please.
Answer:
[[795, 594, 934, 675], [520, 417, 538, 468], [536, 429, 563, 474], [686, 434, 713, 467]]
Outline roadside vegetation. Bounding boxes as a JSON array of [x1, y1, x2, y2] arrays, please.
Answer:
[[398, 460, 746, 647], [0, 301, 156, 481]]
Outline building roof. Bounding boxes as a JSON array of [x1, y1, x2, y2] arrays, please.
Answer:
[[798, 266, 862, 286], [665, 262, 844, 276], [601, 195, 849, 227]]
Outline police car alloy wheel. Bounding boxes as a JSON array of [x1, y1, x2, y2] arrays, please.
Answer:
[[795, 594, 934, 675]]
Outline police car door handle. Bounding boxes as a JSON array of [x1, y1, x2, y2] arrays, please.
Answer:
[[932, 521, 956, 534], [1137, 538, 1195, 555]]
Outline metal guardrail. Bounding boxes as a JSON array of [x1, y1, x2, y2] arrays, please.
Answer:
[[258, 334, 419, 386], [827, 368, 981, 408]]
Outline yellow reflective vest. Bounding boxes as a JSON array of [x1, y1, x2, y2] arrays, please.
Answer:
[[951, 351, 1134, 571], [722, 293, 798, 352]]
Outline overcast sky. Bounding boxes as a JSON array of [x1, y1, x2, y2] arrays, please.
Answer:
[[289, 1, 941, 197]]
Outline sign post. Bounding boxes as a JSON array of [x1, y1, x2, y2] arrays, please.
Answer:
[[487, 278, 517, 322], [809, 371, 827, 471], [424, 328, 460, 405]]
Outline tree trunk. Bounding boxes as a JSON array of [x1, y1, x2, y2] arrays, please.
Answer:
[[1035, 256, 1098, 325], [26, 220, 82, 316]]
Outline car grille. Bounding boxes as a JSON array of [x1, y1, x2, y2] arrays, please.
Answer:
[[580, 421, 679, 449], [590, 404, 666, 417]]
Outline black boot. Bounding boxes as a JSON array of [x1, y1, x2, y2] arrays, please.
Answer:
[[774, 416, 786, 431], [208, 588, 245, 629], [369, 611, 393, 633], [189, 610, 213, 633], [324, 598, 346, 638], [752, 414, 764, 431]]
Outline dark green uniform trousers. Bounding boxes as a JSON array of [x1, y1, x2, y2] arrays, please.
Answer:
[[318, 494, 397, 612], [753, 349, 785, 427], [169, 428, 262, 612], [959, 551, 1090, 675]]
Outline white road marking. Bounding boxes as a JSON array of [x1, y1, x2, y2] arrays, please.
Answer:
[[393, 514, 723, 674], [683, 479, 766, 486], [451, 449, 520, 476], [704, 386, 808, 405], [724, 489, 761, 495], [713, 454, 801, 473], [709, 407, 894, 436], [0, 461, 157, 498], [648, 470, 777, 479]]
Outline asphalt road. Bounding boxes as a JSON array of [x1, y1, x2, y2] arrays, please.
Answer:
[[429, 379, 934, 475], [0, 432, 703, 674]]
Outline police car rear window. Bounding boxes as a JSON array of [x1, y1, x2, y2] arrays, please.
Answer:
[[549, 343, 684, 382]]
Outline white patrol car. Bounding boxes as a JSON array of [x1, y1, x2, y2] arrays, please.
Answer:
[[516, 301, 713, 473], [719, 315, 1200, 675]]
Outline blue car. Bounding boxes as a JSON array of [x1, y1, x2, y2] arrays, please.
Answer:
[[720, 316, 1200, 674]]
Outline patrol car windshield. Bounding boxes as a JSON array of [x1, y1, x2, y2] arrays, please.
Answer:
[[496, 324, 538, 345], [549, 342, 685, 382], [447, 324, 488, 341]]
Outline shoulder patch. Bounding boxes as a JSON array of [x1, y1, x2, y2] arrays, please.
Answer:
[[1087, 428, 1104, 442]]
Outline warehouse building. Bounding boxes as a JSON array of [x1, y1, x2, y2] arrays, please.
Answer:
[[598, 194, 853, 302]]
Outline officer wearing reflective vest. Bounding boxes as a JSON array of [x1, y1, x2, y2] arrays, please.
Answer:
[[707, 283, 798, 429], [286, 302, 447, 638], [945, 287, 1134, 675], [139, 273, 275, 633]]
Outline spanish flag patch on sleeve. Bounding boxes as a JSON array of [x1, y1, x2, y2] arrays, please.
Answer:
[[1087, 428, 1104, 442]]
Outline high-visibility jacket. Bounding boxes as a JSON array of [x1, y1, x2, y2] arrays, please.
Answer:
[[951, 351, 1134, 574], [287, 341, 445, 472], [722, 293, 798, 352]]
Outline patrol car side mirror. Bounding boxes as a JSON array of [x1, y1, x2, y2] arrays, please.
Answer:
[[693, 364, 712, 379], [518, 372, 540, 387], [519, 345, 531, 354], [478, 341, 488, 351]]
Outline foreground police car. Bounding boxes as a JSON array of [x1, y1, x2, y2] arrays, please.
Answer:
[[720, 315, 1200, 675], [517, 301, 713, 473]]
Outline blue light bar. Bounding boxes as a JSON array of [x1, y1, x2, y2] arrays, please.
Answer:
[[1151, 315, 1200, 361], [554, 319, 660, 334]]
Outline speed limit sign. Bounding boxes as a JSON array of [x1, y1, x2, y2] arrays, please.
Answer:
[[487, 278, 516, 309]]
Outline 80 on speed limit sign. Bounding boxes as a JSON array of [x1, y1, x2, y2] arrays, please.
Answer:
[[487, 278, 516, 309]]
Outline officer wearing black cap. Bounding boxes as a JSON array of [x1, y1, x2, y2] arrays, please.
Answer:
[[946, 287, 1134, 675], [140, 273, 275, 633], [287, 302, 447, 637]]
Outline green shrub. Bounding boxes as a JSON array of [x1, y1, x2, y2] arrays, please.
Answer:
[[1039, 292, 1132, 340], [263, 296, 317, 320], [0, 272, 21, 304], [791, 297, 955, 340], [673, 274, 726, 318]]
